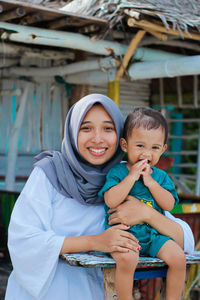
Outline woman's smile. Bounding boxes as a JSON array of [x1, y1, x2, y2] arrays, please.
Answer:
[[88, 147, 107, 156]]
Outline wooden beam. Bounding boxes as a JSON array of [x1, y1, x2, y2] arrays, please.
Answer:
[[20, 12, 44, 25], [146, 29, 168, 41], [0, 7, 26, 21], [48, 17, 73, 29], [0, 57, 119, 77], [127, 18, 200, 41], [0, 21, 182, 59], [0, 42, 74, 60], [115, 30, 146, 81]]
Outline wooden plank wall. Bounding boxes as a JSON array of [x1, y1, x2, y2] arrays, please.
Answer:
[[89, 80, 151, 117], [0, 78, 68, 190], [0, 77, 150, 191]]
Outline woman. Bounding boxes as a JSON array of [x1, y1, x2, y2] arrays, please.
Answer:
[[5, 94, 194, 300]]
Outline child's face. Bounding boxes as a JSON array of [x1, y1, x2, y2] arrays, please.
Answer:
[[120, 126, 167, 167]]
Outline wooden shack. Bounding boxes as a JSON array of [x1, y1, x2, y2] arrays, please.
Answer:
[[0, 0, 200, 298]]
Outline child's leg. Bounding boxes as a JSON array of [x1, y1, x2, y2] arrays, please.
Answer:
[[156, 239, 186, 300], [111, 250, 139, 300]]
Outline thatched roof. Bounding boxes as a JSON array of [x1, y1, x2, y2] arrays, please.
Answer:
[[1, 0, 200, 56], [60, 0, 200, 34]]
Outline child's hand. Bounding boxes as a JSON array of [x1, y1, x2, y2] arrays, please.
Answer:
[[141, 163, 155, 187], [128, 159, 148, 181]]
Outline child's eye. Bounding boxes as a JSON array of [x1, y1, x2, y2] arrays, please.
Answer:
[[152, 146, 160, 150], [136, 144, 143, 148]]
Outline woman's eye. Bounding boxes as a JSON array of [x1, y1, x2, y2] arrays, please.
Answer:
[[104, 126, 115, 131], [80, 126, 91, 131]]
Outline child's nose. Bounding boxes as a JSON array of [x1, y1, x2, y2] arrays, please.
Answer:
[[142, 149, 151, 159]]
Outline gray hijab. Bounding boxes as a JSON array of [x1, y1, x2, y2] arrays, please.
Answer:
[[34, 94, 124, 205]]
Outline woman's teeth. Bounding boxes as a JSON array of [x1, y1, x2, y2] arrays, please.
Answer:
[[89, 148, 106, 153]]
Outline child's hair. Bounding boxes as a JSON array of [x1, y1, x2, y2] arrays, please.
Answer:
[[123, 107, 168, 144]]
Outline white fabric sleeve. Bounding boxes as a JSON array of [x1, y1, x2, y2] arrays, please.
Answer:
[[8, 167, 65, 299], [165, 211, 195, 254]]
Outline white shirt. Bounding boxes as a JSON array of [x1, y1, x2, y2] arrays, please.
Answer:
[[5, 167, 194, 300], [5, 167, 105, 300]]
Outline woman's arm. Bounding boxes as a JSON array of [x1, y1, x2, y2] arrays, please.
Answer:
[[108, 196, 184, 249], [60, 224, 140, 254]]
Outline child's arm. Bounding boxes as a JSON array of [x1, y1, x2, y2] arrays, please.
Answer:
[[104, 175, 135, 208], [105, 160, 147, 209], [141, 164, 175, 211]]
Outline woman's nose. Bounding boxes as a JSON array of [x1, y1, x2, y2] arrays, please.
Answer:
[[92, 129, 103, 143]]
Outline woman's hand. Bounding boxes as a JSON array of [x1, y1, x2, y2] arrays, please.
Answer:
[[94, 224, 140, 253], [107, 196, 184, 249], [108, 196, 150, 226]]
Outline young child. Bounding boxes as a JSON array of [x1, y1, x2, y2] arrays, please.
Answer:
[[99, 107, 186, 300]]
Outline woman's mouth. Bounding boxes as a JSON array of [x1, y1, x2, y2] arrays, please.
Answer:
[[88, 147, 107, 156]]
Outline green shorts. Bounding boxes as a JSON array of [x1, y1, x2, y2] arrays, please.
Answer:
[[128, 224, 173, 257]]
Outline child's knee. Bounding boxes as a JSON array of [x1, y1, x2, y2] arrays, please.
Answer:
[[114, 251, 139, 270], [168, 248, 186, 269]]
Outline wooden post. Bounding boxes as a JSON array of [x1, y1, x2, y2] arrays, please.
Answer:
[[159, 78, 164, 108], [193, 75, 198, 108], [102, 268, 117, 300], [5, 83, 31, 191], [115, 30, 146, 81], [109, 30, 146, 105], [177, 77, 183, 108]]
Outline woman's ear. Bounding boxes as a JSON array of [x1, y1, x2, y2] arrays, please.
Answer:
[[120, 138, 128, 152]]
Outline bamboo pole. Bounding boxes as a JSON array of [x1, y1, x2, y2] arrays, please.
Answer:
[[0, 57, 120, 77], [0, 42, 74, 60], [109, 30, 146, 105], [127, 18, 200, 41], [115, 30, 146, 81], [146, 29, 168, 41], [0, 7, 26, 21], [107, 81, 120, 106], [0, 21, 182, 60]]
